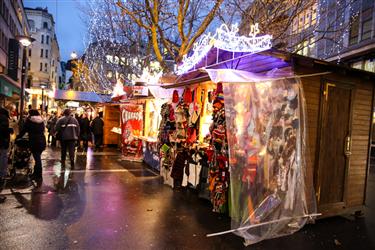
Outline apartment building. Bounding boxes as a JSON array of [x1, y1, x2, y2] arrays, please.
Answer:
[[25, 7, 61, 111], [0, 0, 30, 108]]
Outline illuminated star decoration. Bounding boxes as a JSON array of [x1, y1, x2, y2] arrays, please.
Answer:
[[249, 23, 260, 37], [176, 23, 272, 75]]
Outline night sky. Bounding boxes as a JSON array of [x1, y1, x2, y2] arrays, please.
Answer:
[[24, 0, 87, 62]]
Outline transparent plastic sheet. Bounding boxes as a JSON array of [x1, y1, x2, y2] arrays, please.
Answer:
[[207, 69, 317, 245]]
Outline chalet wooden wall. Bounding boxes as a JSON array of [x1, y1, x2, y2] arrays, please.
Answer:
[[301, 73, 373, 216], [348, 81, 373, 207]]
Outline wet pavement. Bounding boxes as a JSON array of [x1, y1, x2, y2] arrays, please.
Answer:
[[0, 146, 374, 250]]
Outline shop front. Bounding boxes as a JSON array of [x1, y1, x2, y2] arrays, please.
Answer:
[[0, 74, 21, 110]]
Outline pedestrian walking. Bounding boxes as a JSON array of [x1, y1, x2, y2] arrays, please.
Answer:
[[90, 112, 104, 151], [47, 112, 58, 146], [0, 108, 13, 186], [17, 109, 46, 182], [79, 113, 90, 151], [55, 109, 80, 169]]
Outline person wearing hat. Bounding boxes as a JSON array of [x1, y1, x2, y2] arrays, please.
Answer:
[[17, 109, 46, 182], [55, 108, 80, 169], [0, 108, 13, 191]]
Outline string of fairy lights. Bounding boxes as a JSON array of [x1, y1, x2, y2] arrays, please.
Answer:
[[314, 0, 358, 62], [80, 0, 157, 93], [79, 0, 362, 93]]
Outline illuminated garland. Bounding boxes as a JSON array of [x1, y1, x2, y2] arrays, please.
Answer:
[[81, 0, 157, 93], [177, 23, 272, 75]]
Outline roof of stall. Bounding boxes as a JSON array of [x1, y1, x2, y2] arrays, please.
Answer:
[[55, 89, 103, 103], [164, 48, 375, 88]]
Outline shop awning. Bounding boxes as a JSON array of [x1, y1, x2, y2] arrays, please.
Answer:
[[54, 89, 103, 103], [0, 74, 20, 97]]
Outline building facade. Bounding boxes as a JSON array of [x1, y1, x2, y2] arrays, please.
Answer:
[[290, 0, 375, 73], [25, 7, 61, 112], [0, 0, 30, 109]]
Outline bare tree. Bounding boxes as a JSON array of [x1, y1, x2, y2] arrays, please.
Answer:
[[78, 0, 158, 92], [116, 0, 225, 69]]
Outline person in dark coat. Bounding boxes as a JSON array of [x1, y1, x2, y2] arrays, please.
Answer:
[[0, 108, 13, 181], [90, 112, 104, 151], [47, 112, 58, 146], [55, 109, 80, 169], [79, 113, 90, 151], [17, 109, 46, 181]]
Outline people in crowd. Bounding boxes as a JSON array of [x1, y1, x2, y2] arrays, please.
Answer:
[[90, 112, 104, 151], [47, 112, 58, 147], [0, 108, 13, 186], [55, 109, 80, 169], [79, 113, 90, 151], [17, 109, 46, 182]]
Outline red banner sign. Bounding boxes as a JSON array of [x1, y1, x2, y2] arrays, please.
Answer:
[[120, 104, 144, 159]]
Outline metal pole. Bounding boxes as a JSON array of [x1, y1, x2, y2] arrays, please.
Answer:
[[19, 46, 27, 117], [41, 88, 44, 115]]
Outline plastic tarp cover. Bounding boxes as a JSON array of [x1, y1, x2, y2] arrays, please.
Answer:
[[207, 69, 316, 245]]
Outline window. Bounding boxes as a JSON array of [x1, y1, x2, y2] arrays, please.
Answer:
[[44, 63, 48, 72], [41, 35, 44, 44], [40, 49, 43, 58], [52, 60, 54, 66], [46, 35, 49, 44], [43, 22, 48, 29], [40, 62, 43, 71], [107, 70, 113, 78], [349, 15, 359, 45], [28, 19, 35, 29], [311, 4, 317, 25], [361, 8, 373, 41], [28, 62, 31, 69], [28, 49, 31, 57], [45, 49, 48, 58], [351, 61, 363, 69], [362, 19, 372, 40], [364, 59, 375, 72]]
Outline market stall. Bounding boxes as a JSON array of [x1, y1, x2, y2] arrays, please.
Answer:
[[162, 23, 375, 245]]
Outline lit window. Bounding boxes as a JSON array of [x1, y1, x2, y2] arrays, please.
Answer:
[[106, 55, 113, 63], [349, 15, 359, 45], [311, 4, 317, 25], [364, 59, 375, 72], [351, 61, 363, 69], [107, 70, 113, 78]]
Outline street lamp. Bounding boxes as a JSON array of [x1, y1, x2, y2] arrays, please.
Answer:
[[70, 51, 78, 59], [16, 35, 35, 118], [40, 83, 46, 115]]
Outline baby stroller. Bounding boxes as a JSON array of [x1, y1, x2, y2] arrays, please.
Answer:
[[8, 136, 32, 179]]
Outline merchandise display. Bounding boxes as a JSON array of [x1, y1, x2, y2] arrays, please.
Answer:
[[212, 69, 316, 245], [157, 84, 231, 213]]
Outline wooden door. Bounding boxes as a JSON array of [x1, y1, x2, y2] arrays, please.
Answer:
[[317, 82, 353, 208], [103, 105, 121, 145]]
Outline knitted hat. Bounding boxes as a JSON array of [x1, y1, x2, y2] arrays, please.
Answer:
[[172, 90, 179, 103], [183, 88, 193, 104], [216, 82, 223, 94]]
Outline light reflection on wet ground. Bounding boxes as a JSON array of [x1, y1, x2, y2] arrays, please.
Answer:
[[0, 146, 374, 250]]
